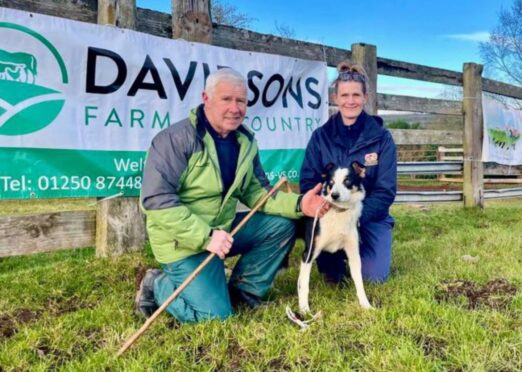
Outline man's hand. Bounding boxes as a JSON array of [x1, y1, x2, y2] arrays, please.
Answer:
[[300, 183, 330, 218], [206, 230, 234, 259]]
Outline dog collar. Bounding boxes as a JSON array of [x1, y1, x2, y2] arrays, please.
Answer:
[[329, 203, 350, 212]]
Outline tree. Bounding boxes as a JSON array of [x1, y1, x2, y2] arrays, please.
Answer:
[[211, 1, 296, 39], [274, 21, 296, 39], [480, 0, 522, 85], [211, 0, 255, 28]]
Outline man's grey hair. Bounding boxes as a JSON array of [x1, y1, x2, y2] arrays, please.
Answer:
[[205, 68, 247, 98]]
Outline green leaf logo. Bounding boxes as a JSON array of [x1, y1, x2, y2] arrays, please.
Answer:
[[0, 23, 68, 136]]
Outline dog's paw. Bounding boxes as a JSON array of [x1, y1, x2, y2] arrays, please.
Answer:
[[299, 306, 311, 314], [359, 301, 374, 310]]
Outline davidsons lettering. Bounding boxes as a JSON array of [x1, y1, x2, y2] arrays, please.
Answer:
[[83, 47, 324, 131], [85, 47, 322, 109]]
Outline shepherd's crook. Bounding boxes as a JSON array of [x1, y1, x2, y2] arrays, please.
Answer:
[[117, 177, 289, 356]]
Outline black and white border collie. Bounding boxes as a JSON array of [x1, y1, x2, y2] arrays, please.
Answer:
[[298, 162, 372, 313]]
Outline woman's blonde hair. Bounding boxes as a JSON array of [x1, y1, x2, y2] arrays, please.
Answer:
[[333, 61, 369, 94]]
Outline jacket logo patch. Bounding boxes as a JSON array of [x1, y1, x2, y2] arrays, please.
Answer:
[[364, 152, 378, 166]]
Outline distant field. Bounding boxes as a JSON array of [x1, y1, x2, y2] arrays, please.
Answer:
[[0, 198, 94, 216], [397, 176, 520, 191]]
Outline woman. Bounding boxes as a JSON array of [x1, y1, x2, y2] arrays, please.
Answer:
[[300, 62, 397, 283]]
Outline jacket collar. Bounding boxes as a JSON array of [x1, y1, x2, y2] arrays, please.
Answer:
[[328, 111, 385, 154]]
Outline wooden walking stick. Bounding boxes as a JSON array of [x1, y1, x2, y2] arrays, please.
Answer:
[[117, 177, 289, 356]]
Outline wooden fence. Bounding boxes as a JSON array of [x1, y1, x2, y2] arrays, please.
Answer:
[[1, 0, 522, 258]]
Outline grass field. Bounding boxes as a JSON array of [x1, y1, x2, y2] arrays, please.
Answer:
[[1, 201, 521, 370]]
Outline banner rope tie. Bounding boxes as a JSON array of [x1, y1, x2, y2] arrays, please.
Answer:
[[89, 191, 124, 206]]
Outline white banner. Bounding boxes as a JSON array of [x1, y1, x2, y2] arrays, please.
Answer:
[[0, 7, 328, 151], [0, 7, 327, 198], [482, 96, 522, 165]]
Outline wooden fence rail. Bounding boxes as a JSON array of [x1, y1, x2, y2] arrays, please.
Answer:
[[0, 211, 95, 257], [377, 94, 461, 115], [390, 129, 462, 145]]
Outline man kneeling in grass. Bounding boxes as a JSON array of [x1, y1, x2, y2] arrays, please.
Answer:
[[136, 68, 328, 322]]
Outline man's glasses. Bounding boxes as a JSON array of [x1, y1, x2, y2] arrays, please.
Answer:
[[337, 71, 367, 83]]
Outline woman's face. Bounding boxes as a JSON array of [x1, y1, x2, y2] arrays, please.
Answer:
[[334, 81, 368, 125]]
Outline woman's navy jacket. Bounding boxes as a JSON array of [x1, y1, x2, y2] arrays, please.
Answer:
[[300, 111, 397, 224]]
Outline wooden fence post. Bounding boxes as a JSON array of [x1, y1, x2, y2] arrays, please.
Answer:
[[96, 198, 145, 257], [172, 0, 212, 44], [462, 63, 484, 208], [97, 0, 136, 29], [96, 0, 145, 257], [351, 43, 378, 115]]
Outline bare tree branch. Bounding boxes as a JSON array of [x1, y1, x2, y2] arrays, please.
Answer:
[[273, 21, 296, 39], [211, 0, 256, 28], [480, 0, 522, 86]]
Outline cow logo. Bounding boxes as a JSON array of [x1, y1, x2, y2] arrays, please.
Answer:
[[0, 22, 68, 135], [488, 127, 521, 150]]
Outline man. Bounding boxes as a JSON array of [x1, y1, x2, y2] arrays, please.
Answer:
[[136, 68, 328, 323]]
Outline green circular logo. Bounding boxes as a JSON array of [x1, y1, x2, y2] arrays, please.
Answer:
[[0, 23, 68, 135]]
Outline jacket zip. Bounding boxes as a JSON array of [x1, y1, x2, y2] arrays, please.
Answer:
[[192, 109, 255, 215], [208, 144, 223, 193], [218, 135, 254, 213]]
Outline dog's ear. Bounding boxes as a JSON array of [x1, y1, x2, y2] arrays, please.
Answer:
[[321, 162, 336, 180], [351, 161, 366, 178]]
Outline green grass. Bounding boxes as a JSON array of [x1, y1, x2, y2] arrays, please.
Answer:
[[1, 201, 521, 370], [397, 176, 521, 190]]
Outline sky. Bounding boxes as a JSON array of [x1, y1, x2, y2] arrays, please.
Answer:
[[137, 0, 514, 99]]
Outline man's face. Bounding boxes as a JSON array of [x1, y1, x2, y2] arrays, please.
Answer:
[[203, 81, 247, 138], [334, 81, 368, 125]]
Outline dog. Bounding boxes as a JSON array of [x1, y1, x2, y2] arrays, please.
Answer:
[[297, 161, 372, 313]]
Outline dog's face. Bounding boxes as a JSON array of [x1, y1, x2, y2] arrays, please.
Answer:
[[321, 162, 366, 206]]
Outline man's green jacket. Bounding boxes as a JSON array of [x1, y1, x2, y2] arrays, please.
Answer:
[[141, 107, 301, 264]]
